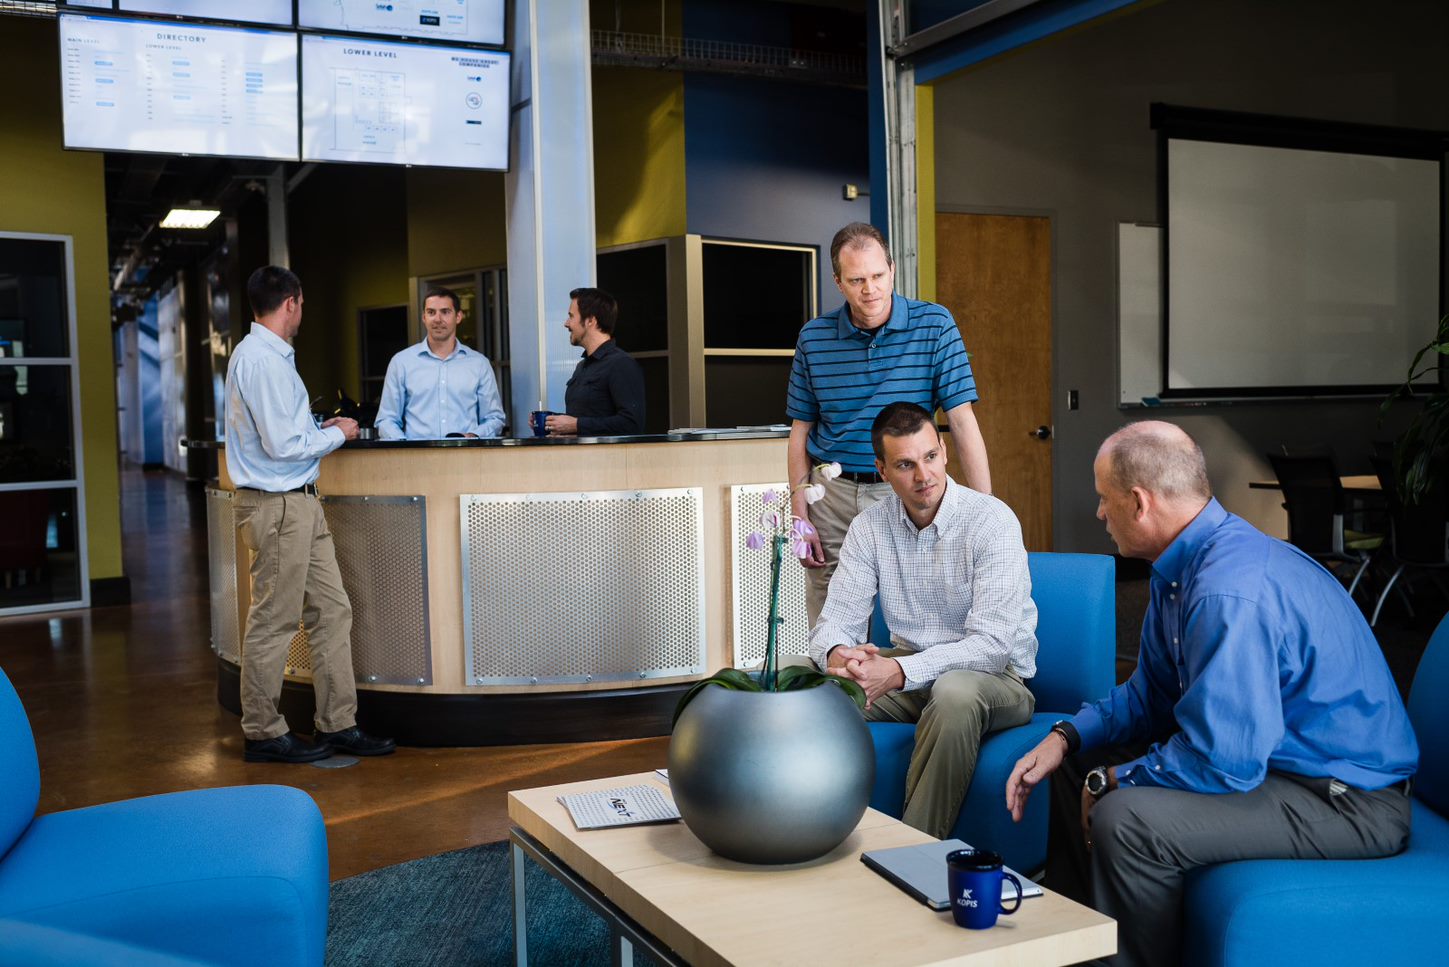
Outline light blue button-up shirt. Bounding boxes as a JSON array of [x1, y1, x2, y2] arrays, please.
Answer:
[[224, 322, 345, 492], [373, 339, 506, 440], [1071, 498, 1418, 794]]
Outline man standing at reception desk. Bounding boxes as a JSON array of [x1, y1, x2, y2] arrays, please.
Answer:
[[787, 222, 991, 624], [544, 287, 645, 436], [374, 286, 506, 440], [225, 265, 395, 763]]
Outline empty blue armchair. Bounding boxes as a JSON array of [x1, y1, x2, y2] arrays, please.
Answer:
[[869, 551, 1116, 872], [1181, 611, 1449, 966], [0, 668, 330, 966]]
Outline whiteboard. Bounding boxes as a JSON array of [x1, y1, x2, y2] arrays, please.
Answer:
[[1118, 223, 1161, 407]]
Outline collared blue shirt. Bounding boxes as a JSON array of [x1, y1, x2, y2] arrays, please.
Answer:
[[786, 293, 978, 472], [373, 339, 506, 440], [1072, 498, 1418, 794], [223, 322, 344, 491]]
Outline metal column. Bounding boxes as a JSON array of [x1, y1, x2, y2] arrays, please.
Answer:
[[504, 0, 598, 419]]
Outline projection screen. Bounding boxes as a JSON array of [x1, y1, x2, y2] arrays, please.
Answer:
[[1165, 138, 1440, 396]]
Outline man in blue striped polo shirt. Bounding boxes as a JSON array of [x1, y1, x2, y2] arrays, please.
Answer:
[[786, 222, 991, 623]]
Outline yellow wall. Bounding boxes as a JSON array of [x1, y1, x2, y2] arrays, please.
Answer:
[[592, 67, 688, 247], [405, 169, 507, 277], [916, 83, 937, 303], [0, 18, 123, 583], [288, 165, 410, 400]]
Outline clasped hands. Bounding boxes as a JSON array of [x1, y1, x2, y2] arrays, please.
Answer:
[[825, 643, 903, 708]]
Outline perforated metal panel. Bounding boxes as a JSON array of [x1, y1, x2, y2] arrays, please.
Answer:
[[730, 483, 810, 668], [205, 488, 240, 664], [460, 488, 706, 686], [276, 496, 432, 686]]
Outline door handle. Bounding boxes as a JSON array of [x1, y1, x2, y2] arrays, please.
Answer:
[[1029, 425, 1053, 440]]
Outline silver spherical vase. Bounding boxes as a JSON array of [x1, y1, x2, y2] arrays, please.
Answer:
[[667, 683, 874, 864]]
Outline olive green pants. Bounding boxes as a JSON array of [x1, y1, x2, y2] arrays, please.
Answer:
[[235, 490, 358, 740], [796, 650, 1035, 839]]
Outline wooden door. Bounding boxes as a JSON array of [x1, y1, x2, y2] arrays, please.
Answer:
[[936, 213, 1054, 550]]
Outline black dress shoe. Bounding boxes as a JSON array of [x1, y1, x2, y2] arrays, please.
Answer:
[[244, 731, 334, 763], [316, 726, 396, 757]]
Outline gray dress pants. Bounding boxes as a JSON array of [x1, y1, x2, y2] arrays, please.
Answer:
[[1048, 748, 1412, 967]]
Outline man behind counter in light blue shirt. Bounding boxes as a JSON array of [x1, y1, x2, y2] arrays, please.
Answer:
[[374, 287, 506, 440]]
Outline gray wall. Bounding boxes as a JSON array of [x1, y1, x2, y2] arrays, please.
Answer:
[[931, 0, 1449, 552]]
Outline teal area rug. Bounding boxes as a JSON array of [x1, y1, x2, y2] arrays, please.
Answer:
[[326, 841, 659, 966]]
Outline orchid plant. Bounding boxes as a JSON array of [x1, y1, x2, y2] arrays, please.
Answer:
[[673, 463, 867, 724]]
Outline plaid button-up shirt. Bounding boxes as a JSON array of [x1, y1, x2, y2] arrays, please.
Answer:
[[808, 477, 1038, 689]]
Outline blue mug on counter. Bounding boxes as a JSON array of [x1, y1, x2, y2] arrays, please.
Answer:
[[530, 410, 556, 437], [946, 848, 1023, 929]]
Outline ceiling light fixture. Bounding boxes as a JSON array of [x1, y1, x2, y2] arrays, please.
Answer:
[[160, 208, 221, 229]]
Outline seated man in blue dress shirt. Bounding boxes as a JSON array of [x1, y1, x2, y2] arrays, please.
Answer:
[[1004, 421, 1417, 967], [374, 287, 506, 440]]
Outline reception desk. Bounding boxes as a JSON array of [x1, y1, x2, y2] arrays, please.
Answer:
[[195, 431, 801, 744]]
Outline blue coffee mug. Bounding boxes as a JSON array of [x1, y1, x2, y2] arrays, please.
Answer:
[[946, 848, 1023, 929], [530, 410, 555, 437]]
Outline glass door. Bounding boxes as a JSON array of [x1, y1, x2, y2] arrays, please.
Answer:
[[0, 232, 88, 614]]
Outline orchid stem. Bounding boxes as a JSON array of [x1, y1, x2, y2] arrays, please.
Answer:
[[763, 534, 784, 691]]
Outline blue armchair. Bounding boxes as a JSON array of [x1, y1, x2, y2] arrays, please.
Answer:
[[1181, 612, 1449, 966], [0, 668, 330, 966], [868, 552, 1116, 872]]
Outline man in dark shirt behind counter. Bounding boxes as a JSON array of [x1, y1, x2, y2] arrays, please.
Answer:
[[544, 287, 646, 436]]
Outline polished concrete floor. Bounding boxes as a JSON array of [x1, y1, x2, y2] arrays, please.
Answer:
[[0, 466, 669, 880]]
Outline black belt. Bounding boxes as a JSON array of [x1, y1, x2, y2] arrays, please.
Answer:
[[811, 455, 881, 484], [241, 484, 317, 497]]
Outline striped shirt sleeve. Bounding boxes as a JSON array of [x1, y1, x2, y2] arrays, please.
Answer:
[[931, 313, 979, 410], [786, 331, 819, 422]]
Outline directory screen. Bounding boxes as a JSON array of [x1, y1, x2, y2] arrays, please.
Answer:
[[60, 14, 300, 160], [118, 0, 295, 26], [301, 34, 508, 170], [299, 0, 505, 47]]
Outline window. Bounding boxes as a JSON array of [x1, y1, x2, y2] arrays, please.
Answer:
[[0, 233, 88, 614]]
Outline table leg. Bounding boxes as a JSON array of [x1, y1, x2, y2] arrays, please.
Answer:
[[512, 839, 529, 967], [613, 933, 634, 967]]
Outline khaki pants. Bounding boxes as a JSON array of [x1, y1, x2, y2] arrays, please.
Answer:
[[866, 651, 1035, 839], [802, 470, 892, 625], [235, 490, 358, 740], [793, 650, 1035, 839]]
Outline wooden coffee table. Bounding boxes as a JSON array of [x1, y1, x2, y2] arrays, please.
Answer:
[[508, 772, 1115, 966]]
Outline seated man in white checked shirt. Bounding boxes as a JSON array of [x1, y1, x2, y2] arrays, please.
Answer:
[[810, 401, 1039, 838]]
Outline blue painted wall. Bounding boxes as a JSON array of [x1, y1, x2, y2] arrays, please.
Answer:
[[682, 1, 869, 310], [138, 299, 162, 466]]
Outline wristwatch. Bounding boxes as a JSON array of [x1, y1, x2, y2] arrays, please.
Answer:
[[1049, 720, 1080, 755], [1085, 765, 1111, 800]]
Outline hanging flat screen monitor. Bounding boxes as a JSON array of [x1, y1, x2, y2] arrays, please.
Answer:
[[117, 0, 294, 26], [59, 14, 299, 160], [301, 34, 509, 170], [298, 0, 505, 47], [62, 1, 114, 8]]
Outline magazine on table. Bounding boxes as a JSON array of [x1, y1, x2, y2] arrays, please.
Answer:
[[558, 784, 680, 830]]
